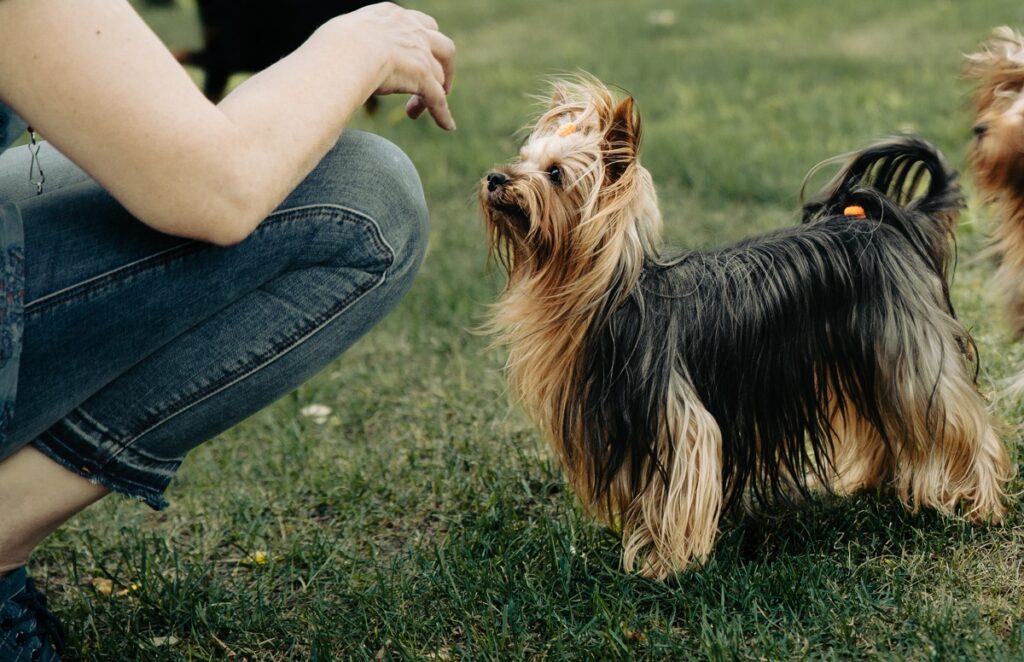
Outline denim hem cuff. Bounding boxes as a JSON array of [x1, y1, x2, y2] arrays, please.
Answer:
[[30, 434, 172, 511]]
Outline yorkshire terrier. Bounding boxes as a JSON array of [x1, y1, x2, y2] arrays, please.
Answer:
[[965, 27, 1024, 342], [481, 78, 1010, 579]]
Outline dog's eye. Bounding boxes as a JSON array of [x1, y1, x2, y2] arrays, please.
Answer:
[[547, 165, 562, 185]]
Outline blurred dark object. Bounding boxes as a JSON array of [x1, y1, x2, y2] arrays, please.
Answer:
[[141, 0, 177, 6], [176, 0, 383, 103]]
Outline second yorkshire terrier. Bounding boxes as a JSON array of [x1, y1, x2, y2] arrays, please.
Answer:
[[481, 79, 1010, 579], [965, 27, 1024, 339]]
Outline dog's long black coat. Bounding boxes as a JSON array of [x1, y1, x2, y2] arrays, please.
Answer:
[[579, 137, 966, 513]]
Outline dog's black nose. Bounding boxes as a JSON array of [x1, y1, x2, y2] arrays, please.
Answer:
[[487, 171, 508, 192], [973, 123, 988, 138]]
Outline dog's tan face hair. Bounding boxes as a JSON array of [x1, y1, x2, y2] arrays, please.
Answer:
[[966, 27, 1024, 192], [481, 79, 662, 283]]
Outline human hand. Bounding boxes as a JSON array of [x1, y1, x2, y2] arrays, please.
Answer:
[[332, 3, 456, 130]]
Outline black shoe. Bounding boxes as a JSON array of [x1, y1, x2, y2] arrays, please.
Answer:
[[0, 567, 64, 661]]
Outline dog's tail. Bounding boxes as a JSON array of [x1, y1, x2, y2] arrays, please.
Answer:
[[800, 136, 963, 282]]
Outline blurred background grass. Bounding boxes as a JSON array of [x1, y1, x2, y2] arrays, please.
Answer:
[[30, 1, 1024, 659]]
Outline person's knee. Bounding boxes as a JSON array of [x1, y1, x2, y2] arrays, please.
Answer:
[[322, 131, 429, 285]]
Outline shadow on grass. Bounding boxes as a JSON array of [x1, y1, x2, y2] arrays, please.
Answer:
[[40, 478, 1021, 660], [725, 493, 992, 563], [344, 485, 1021, 660]]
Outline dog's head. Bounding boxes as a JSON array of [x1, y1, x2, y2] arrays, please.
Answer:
[[965, 27, 1024, 195], [480, 77, 661, 285]]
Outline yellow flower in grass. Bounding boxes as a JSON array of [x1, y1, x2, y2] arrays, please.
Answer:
[[240, 550, 283, 566], [90, 577, 140, 597]]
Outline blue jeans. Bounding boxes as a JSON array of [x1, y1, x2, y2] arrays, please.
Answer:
[[0, 131, 428, 509]]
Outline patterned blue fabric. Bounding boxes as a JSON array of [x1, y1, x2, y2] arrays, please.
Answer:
[[0, 102, 27, 443]]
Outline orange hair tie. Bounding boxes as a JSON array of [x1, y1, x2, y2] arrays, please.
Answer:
[[843, 205, 866, 219]]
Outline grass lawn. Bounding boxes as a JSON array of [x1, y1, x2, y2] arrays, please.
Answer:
[[33, 1, 1024, 659]]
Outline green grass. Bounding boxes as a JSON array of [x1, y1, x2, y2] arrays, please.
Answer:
[[33, 1, 1024, 659]]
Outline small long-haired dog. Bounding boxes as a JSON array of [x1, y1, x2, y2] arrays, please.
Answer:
[[965, 27, 1024, 340], [481, 78, 1010, 579]]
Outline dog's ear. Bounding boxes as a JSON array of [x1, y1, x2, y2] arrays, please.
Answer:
[[605, 96, 641, 180]]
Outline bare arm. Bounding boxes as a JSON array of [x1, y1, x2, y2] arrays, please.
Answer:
[[0, 1, 455, 245]]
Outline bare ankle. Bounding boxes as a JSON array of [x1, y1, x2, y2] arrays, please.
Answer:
[[0, 446, 109, 578]]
